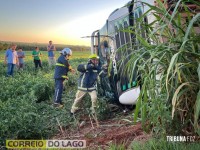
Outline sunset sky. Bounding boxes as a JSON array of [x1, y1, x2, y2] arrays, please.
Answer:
[[0, 0, 130, 46]]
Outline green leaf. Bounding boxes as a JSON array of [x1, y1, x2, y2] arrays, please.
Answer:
[[182, 13, 200, 48], [198, 64, 200, 83], [194, 90, 200, 135], [166, 52, 180, 99]]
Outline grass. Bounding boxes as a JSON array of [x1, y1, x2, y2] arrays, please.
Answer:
[[0, 50, 90, 62], [131, 138, 200, 150]]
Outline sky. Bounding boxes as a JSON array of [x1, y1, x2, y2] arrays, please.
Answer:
[[0, 0, 129, 46]]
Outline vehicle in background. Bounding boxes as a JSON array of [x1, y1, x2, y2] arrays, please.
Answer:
[[90, 0, 155, 105]]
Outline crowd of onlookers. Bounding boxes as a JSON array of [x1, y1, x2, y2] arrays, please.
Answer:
[[4, 41, 56, 76]]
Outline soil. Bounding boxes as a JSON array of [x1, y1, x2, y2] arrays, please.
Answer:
[[53, 112, 151, 149]]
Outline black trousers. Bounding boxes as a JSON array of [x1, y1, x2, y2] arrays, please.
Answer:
[[34, 59, 42, 69]]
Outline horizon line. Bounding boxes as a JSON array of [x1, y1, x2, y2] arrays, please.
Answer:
[[0, 40, 91, 47]]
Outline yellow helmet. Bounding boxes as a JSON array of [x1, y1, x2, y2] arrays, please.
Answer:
[[88, 54, 99, 59]]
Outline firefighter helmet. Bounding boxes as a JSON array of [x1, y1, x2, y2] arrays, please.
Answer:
[[88, 54, 99, 59], [60, 48, 72, 56]]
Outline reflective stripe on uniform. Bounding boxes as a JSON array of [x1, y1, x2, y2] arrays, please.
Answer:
[[84, 65, 87, 70], [86, 70, 98, 73], [56, 63, 65, 67], [80, 73, 86, 87], [62, 75, 69, 79], [78, 87, 96, 91], [55, 89, 59, 102], [99, 70, 104, 76]]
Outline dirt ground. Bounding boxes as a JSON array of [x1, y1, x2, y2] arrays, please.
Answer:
[[53, 112, 151, 149]]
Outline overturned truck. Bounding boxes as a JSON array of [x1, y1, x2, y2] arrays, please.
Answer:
[[90, 0, 152, 105]]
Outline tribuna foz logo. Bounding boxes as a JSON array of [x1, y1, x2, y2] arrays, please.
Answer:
[[166, 136, 199, 142]]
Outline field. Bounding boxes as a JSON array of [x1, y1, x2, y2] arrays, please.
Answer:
[[1, 50, 199, 149], [0, 50, 145, 149]]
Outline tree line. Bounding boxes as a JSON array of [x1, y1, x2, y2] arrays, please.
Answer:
[[0, 41, 90, 51], [0, 42, 9, 51]]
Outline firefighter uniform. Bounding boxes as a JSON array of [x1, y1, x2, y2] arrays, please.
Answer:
[[71, 55, 106, 113], [54, 53, 72, 105]]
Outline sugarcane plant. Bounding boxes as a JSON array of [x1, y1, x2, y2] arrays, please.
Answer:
[[119, 0, 200, 136]]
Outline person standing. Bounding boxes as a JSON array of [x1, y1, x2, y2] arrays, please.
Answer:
[[17, 47, 25, 70], [47, 40, 56, 67], [32, 47, 42, 70], [4, 43, 18, 77], [53, 48, 75, 108]]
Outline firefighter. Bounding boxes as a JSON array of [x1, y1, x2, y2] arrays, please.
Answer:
[[54, 48, 75, 108], [70, 54, 106, 114]]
